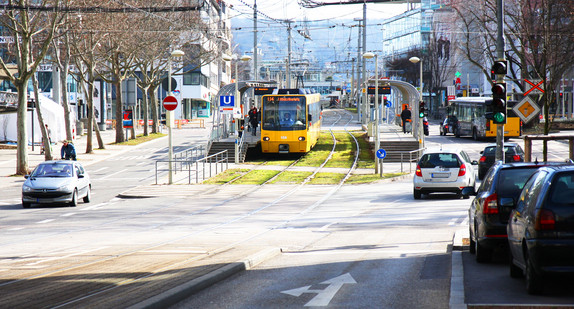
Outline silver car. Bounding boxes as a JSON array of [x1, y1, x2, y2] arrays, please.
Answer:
[[413, 147, 478, 199], [22, 161, 91, 208]]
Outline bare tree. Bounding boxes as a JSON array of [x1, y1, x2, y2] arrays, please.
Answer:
[[51, 10, 76, 143], [68, 11, 108, 153], [452, 0, 574, 159], [130, 0, 219, 135], [0, 0, 63, 175]]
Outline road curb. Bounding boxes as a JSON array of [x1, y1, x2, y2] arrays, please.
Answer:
[[453, 228, 470, 251], [131, 247, 282, 309]]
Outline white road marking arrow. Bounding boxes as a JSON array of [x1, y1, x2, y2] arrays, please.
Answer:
[[281, 273, 357, 306]]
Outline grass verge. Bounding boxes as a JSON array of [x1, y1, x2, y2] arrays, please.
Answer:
[[202, 169, 250, 184], [270, 171, 313, 184], [308, 172, 345, 184], [232, 169, 279, 185], [346, 172, 407, 184], [112, 133, 166, 146]]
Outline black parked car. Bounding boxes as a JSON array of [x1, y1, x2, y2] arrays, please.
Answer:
[[508, 165, 574, 294], [478, 143, 525, 179], [464, 162, 549, 263]]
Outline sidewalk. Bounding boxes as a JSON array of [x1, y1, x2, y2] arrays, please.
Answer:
[[0, 126, 165, 189]]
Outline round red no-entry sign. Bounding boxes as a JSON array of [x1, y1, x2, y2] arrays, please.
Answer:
[[163, 95, 178, 111]]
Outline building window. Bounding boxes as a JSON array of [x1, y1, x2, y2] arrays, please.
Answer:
[[184, 72, 201, 85]]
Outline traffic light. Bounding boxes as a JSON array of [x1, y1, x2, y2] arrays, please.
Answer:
[[492, 60, 508, 75], [491, 82, 507, 124], [418, 101, 426, 118]]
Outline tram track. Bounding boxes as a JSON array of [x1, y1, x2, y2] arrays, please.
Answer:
[[0, 110, 363, 308]]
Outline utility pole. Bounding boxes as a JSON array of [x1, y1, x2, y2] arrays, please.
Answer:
[[355, 19, 362, 123], [495, 0, 505, 162], [287, 21, 292, 88], [253, 0, 258, 81], [361, 3, 367, 125]]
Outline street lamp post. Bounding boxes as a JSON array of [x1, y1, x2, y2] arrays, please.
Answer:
[[363, 52, 380, 175], [168, 49, 185, 185], [409, 56, 424, 147], [223, 54, 252, 163]]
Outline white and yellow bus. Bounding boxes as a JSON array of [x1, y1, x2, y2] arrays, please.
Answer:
[[448, 97, 521, 140]]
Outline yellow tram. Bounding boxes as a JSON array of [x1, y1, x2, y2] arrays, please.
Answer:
[[260, 89, 322, 153]]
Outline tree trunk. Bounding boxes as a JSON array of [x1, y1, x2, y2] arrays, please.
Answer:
[[16, 83, 29, 175], [93, 117, 104, 149], [32, 74, 53, 161], [115, 80, 125, 143], [142, 86, 149, 136], [60, 62, 74, 141], [85, 79, 94, 153], [148, 86, 159, 134]]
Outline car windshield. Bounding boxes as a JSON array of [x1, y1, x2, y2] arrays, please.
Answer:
[[31, 163, 73, 177], [483, 146, 518, 156], [496, 168, 539, 198], [419, 153, 461, 168]]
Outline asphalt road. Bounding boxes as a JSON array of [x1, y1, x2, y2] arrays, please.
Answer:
[[2, 117, 574, 308]]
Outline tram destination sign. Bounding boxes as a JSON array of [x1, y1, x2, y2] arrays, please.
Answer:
[[367, 86, 391, 95]]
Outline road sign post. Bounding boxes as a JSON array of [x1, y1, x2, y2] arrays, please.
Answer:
[[376, 149, 387, 177], [163, 96, 178, 185]]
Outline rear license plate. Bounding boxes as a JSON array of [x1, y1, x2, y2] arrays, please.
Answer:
[[432, 173, 450, 178]]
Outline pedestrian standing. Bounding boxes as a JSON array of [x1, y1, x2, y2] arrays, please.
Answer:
[[400, 106, 412, 134], [249, 107, 259, 136], [60, 140, 77, 161]]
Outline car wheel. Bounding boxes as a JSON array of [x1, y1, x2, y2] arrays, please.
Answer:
[[526, 253, 543, 294], [22, 201, 31, 209], [475, 233, 492, 263], [413, 189, 422, 200], [469, 226, 476, 254], [509, 255, 523, 278], [83, 186, 91, 203], [69, 189, 78, 207]]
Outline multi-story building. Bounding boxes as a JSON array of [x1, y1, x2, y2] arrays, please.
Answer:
[[381, 0, 490, 117]]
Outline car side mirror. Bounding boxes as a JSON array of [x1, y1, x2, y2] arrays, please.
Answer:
[[308, 114, 312, 122], [480, 151, 484, 154], [24, 175, 30, 179], [77, 174, 85, 179], [461, 186, 476, 197], [471, 160, 478, 165]]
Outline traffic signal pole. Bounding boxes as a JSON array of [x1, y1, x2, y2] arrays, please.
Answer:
[[495, 0, 505, 162]]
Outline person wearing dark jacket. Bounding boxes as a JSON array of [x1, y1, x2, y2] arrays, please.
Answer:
[[400, 106, 412, 133], [60, 140, 77, 160], [249, 107, 259, 136]]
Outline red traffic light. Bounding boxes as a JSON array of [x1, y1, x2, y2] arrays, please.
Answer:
[[492, 83, 506, 95]]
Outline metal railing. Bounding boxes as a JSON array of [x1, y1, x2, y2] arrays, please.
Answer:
[[381, 148, 425, 173], [195, 150, 229, 183], [154, 149, 229, 185]]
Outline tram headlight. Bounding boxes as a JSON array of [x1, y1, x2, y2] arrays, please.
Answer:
[[298, 136, 305, 141], [263, 136, 270, 141]]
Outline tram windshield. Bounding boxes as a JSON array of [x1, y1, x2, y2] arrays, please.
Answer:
[[262, 96, 307, 131]]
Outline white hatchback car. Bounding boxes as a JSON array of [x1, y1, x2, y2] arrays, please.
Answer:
[[413, 147, 478, 199]]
